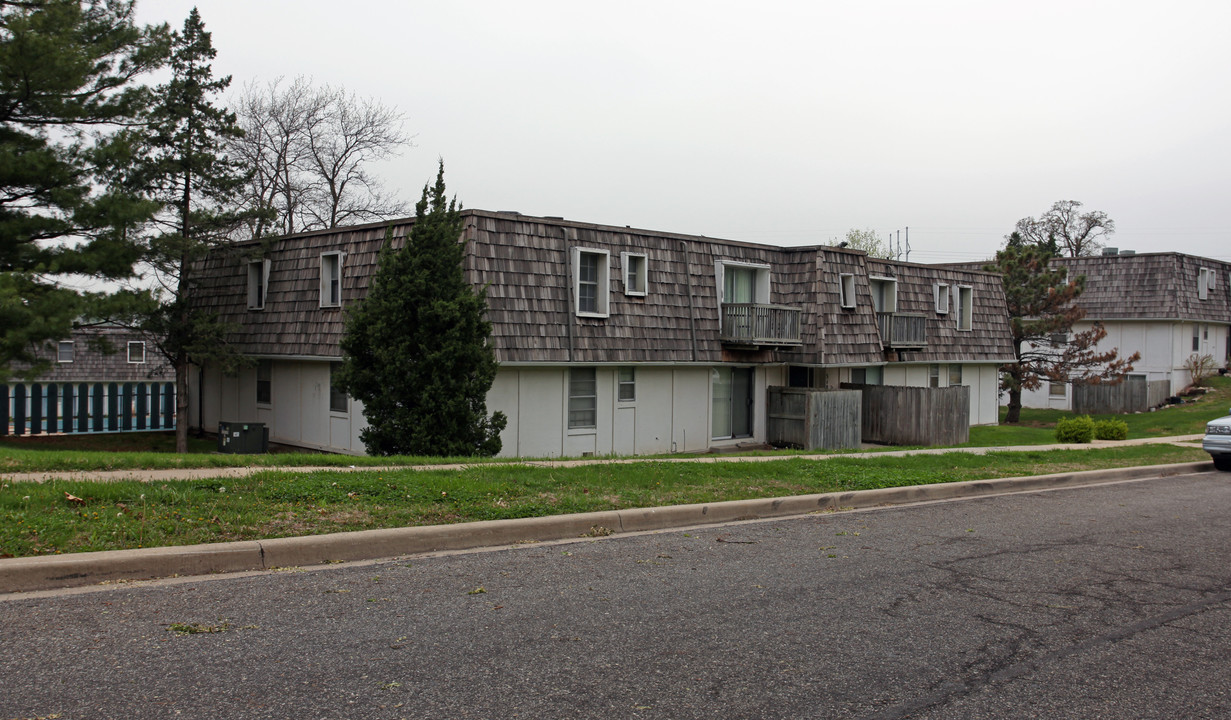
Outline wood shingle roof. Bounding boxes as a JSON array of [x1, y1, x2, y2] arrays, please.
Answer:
[[193, 210, 1015, 366]]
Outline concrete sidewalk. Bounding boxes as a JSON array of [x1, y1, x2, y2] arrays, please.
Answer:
[[0, 434, 1206, 485]]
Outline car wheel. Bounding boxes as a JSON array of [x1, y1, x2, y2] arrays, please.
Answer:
[[1213, 457, 1231, 472]]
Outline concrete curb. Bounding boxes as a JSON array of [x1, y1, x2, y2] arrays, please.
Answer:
[[0, 461, 1213, 594]]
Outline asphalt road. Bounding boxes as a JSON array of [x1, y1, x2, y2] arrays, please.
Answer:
[[2, 470, 1229, 720]]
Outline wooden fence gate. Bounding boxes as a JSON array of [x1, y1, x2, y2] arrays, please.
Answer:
[[1, 381, 176, 436], [841, 384, 970, 446], [767, 387, 862, 450]]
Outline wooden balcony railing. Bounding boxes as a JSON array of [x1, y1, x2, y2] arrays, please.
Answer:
[[876, 312, 927, 349], [720, 304, 803, 346]]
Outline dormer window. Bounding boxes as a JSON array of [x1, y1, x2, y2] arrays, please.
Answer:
[[127, 341, 146, 364], [839, 274, 856, 308], [956, 286, 973, 331], [717, 261, 771, 305], [572, 248, 610, 317], [320, 252, 343, 307], [248, 259, 270, 310], [934, 283, 950, 314], [622, 252, 647, 296], [57, 341, 74, 363], [868, 277, 897, 313], [1199, 267, 1215, 300]]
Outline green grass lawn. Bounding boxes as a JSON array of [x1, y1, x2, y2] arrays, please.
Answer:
[[965, 375, 1231, 446], [0, 443, 1208, 558], [0, 376, 1225, 472]]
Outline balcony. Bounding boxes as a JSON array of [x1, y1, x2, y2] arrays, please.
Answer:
[[877, 312, 927, 349], [720, 303, 802, 347]]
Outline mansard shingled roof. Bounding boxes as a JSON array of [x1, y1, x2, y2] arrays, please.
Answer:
[[193, 210, 1013, 365], [1050, 253, 1231, 322], [866, 259, 1015, 363]]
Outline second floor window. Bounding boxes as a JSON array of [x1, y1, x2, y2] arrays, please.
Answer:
[[956, 286, 973, 331], [248, 259, 270, 310], [839, 274, 856, 308], [623, 253, 647, 296], [573, 248, 610, 317], [321, 252, 343, 307], [57, 341, 74, 363], [127, 341, 145, 364]]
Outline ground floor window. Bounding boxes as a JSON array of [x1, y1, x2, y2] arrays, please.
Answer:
[[329, 362, 348, 413], [929, 364, 941, 388], [948, 364, 963, 385], [850, 367, 883, 385], [712, 367, 753, 440], [617, 367, 636, 402], [256, 360, 272, 405], [1049, 381, 1066, 397], [568, 367, 597, 429]]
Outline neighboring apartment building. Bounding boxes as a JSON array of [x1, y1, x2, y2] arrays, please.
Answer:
[[189, 211, 1015, 457], [3, 325, 176, 435], [1014, 251, 1231, 411]]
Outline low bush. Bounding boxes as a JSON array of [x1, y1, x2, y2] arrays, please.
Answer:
[[1055, 415, 1095, 443], [1094, 419, 1129, 441]]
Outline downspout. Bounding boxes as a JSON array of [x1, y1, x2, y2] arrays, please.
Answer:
[[563, 226, 575, 363], [680, 240, 699, 362]]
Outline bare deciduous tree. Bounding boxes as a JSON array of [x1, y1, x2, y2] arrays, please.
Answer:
[[228, 77, 412, 237], [1014, 200, 1115, 258]]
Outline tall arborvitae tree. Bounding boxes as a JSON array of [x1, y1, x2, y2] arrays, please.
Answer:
[[987, 232, 1138, 423], [136, 8, 257, 452], [0, 0, 167, 379], [338, 162, 506, 456]]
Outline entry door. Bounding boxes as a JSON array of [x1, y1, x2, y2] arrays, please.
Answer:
[[712, 367, 754, 440], [731, 367, 753, 438]]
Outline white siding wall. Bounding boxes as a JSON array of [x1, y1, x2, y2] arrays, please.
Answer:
[[1019, 320, 1230, 409], [191, 360, 1001, 457]]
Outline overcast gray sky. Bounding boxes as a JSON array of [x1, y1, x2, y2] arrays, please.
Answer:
[[136, 0, 1231, 262]]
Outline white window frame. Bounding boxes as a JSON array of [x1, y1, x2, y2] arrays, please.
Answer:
[[57, 341, 74, 363], [934, 283, 950, 314], [955, 285, 973, 331], [839, 273, 856, 309], [716, 260, 772, 305], [948, 364, 963, 386], [621, 252, 648, 296], [127, 341, 145, 364], [929, 364, 941, 388], [572, 248, 611, 318], [617, 366, 636, 403], [567, 367, 597, 429], [320, 252, 344, 308], [247, 258, 270, 310], [1198, 267, 1212, 300], [868, 276, 898, 313]]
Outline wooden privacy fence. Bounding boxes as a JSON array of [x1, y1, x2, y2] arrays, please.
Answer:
[[767, 387, 861, 450], [841, 383, 969, 446], [1, 381, 176, 436], [1072, 377, 1170, 415]]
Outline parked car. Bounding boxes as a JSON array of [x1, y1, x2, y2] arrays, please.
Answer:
[[1202, 410, 1231, 471]]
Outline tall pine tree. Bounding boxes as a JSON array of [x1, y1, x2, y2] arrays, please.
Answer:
[[987, 232, 1138, 423], [338, 162, 506, 456], [0, 0, 166, 379], [136, 8, 257, 452]]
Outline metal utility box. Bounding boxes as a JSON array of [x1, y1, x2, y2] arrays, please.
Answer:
[[217, 421, 269, 454]]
